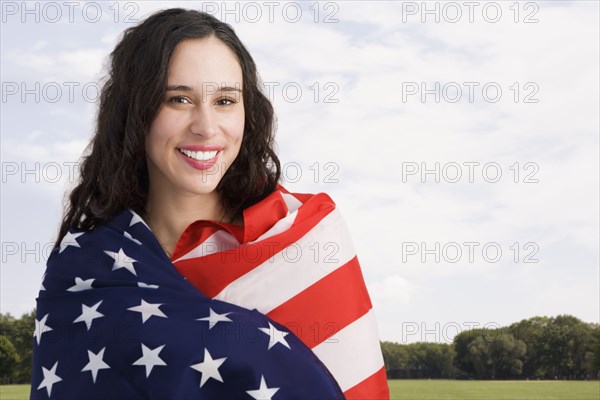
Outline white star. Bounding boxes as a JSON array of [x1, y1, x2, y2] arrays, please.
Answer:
[[138, 282, 159, 289], [73, 300, 104, 330], [33, 314, 53, 345], [133, 343, 167, 377], [37, 361, 62, 396], [197, 308, 233, 330], [67, 277, 95, 292], [246, 375, 280, 400], [59, 231, 84, 253], [104, 248, 138, 276], [128, 299, 167, 323], [130, 212, 148, 228], [124, 231, 142, 245], [258, 322, 291, 350], [82, 347, 110, 383], [190, 348, 227, 388]]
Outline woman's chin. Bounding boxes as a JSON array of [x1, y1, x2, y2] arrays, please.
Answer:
[[178, 177, 223, 195]]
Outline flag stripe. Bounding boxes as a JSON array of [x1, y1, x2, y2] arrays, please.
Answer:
[[213, 208, 356, 313], [344, 366, 390, 400], [173, 192, 303, 263], [173, 229, 240, 261], [169, 188, 389, 398], [267, 256, 372, 348], [174, 240, 290, 298], [172, 193, 337, 298], [312, 309, 384, 392], [31, 208, 349, 399]]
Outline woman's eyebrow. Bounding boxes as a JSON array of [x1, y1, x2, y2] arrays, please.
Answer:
[[166, 84, 193, 92], [166, 84, 242, 92]]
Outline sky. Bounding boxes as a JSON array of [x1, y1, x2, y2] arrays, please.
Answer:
[[1, 0, 598, 344]]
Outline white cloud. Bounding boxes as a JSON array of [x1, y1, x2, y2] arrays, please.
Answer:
[[1, 1, 598, 336]]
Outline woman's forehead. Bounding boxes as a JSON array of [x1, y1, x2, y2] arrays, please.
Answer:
[[167, 37, 243, 90]]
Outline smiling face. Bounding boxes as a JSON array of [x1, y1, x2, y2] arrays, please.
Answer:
[[145, 37, 245, 199]]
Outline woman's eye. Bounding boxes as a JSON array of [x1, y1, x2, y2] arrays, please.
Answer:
[[168, 95, 191, 104], [217, 97, 236, 106]]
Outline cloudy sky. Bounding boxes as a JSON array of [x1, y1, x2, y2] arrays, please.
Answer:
[[1, 1, 598, 344]]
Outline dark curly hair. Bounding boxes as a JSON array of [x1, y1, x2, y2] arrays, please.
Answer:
[[54, 8, 280, 248]]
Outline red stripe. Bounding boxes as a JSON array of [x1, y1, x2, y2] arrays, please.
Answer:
[[267, 256, 372, 348], [343, 366, 390, 400], [170, 187, 390, 399], [172, 193, 336, 298], [172, 240, 288, 297], [171, 224, 222, 260]]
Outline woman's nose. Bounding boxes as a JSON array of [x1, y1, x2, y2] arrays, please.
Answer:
[[189, 105, 217, 138]]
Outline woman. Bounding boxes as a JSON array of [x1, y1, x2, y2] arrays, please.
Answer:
[[31, 8, 389, 399]]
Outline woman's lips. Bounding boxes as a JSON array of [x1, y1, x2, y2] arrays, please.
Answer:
[[177, 147, 221, 171]]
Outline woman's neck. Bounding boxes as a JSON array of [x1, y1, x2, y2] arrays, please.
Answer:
[[143, 187, 227, 257]]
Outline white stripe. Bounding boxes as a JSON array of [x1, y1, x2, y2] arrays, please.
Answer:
[[251, 209, 298, 243], [213, 208, 355, 313], [312, 309, 384, 392], [173, 230, 240, 262], [174, 192, 302, 262], [244, 192, 302, 243], [281, 192, 303, 213]]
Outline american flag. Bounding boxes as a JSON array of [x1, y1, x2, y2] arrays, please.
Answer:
[[30, 203, 347, 399], [170, 185, 389, 399]]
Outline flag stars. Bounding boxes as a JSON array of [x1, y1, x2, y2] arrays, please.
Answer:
[[67, 277, 95, 292], [197, 308, 233, 330], [138, 282, 159, 289], [129, 211, 149, 229], [104, 248, 139, 276], [81, 347, 111, 383], [133, 343, 167, 377], [124, 230, 142, 245], [37, 361, 62, 396], [73, 300, 104, 331], [258, 322, 291, 350], [33, 313, 53, 345], [128, 299, 167, 323], [59, 231, 84, 253], [190, 349, 227, 388], [246, 375, 280, 400]]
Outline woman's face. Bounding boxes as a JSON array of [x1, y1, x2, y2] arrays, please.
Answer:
[[145, 37, 245, 198]]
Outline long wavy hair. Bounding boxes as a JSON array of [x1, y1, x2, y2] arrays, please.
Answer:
[[54, 8, 280, 248]]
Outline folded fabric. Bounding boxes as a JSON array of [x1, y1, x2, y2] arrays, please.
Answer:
[[30, 208, 345, 399], [170, 185, 390, 399]]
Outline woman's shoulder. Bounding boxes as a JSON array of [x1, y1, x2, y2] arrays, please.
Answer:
[[269, 185, 355, 237], [44, 209, 155, 280]]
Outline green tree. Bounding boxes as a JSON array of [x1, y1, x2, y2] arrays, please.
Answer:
[[591, 325, 600, 378], [0, 335, 21, 383], [0, 310, 35, 383], [381, 341, 403, 378], [538, 315, 593, 379], [488, 334, 527, 379], [453, 328, 486, 378], [509, 316, 550, 378], [463, 331, 526, 379], [466, 335, 491, 379], [381, 341, 456, 379], [407, 342, 456, 379]]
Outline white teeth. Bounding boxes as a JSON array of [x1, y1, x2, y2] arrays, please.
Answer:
[[179, 149, 218, 161]]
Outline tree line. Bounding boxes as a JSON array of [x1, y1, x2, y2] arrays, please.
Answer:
[[383, 315, 600, 380], [0, 311, 34, 384], [1, 311, 599, 383]]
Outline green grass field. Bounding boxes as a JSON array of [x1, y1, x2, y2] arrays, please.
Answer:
[[0, 384, 29, 400], [388, 380, 600, 399], [1, 380, 599, 399]]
